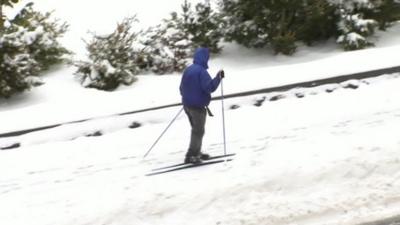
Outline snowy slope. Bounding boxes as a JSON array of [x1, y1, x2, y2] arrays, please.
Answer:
[[1, 73, 400, 225], [1, 1, 400, 225]]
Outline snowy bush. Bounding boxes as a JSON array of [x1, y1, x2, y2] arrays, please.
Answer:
[[141, 1, 223, 74], [271, 32, 297, 55], [369, 0, 400, 30], [220, 0, 337, 55], [0, 25, 43, 98], [139, 0, 224, 74], [336, 10, 377, 50], [140, 12, 192, 75], [337, 32, 371, 50], [297, 0, 338, 46], [0, 2, 68, 98], [11, 3, 70, 70], [74, 17, 142, 91], [221, 0, 400, 54], [331, 0, 400, 50], [183, 0, 225, 54], [338, 0, 400, 30], [221, 0, 270, 49]]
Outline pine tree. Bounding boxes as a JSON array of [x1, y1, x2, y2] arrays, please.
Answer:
[[329, 0, 378, 50], [221, 0, 271, 49], [0, 22, 42, 98], [221, 0, 399, 53], [297, 0, 338, 45], [221, 0, 341, 54], [336, 9, 377, 50], [184, 0, 225, 53], [74, 16, 141, 91], [0, 2, 69, 98], [140, 12, 193, 74], [11, 3, 70, 70], [139, 0, 225, 75], [221, 0, 306, 54], [361, 0, 400, 30]]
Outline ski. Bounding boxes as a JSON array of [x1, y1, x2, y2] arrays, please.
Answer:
[[151, 153, 236, 171], [146, 158, 233, 176]]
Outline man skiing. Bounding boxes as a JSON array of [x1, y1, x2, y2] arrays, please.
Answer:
[[180, 47, 225, 164]]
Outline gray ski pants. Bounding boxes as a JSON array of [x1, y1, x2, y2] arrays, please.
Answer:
[[184, 106, 207, 157]]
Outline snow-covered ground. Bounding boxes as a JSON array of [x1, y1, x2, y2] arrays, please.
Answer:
[[1, 1, 400, 133], [1, 1, 400, 225]]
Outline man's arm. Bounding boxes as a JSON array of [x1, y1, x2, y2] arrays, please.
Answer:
[[200, 70, 221, 94]]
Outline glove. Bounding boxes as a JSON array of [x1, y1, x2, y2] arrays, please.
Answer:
[[217, 70, 225, 79]]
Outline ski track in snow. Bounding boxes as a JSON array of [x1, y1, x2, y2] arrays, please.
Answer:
[[1, 73, 400, 225]]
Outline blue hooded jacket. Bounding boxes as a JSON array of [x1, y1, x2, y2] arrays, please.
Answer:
[[180, 48, 221, 108]]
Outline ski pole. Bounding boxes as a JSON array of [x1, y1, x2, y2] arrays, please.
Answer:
[[220, 74, 227, 156], [143, 107, 184, 159]]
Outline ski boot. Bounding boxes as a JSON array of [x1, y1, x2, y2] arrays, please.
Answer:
[[184, 155, 203, 164], [199, 152, 210, 160]]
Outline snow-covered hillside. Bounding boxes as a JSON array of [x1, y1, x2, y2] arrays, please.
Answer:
[[1, 1, 400, 225], [2, 71, 400, 225]]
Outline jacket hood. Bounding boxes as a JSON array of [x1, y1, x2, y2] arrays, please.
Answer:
[[193, 47, 209, 69]]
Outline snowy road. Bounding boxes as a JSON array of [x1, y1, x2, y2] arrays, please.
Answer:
[[1, 73, 400, 225]]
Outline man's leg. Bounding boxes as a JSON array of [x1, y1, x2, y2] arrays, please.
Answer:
[[184, 106, 207, 158]]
